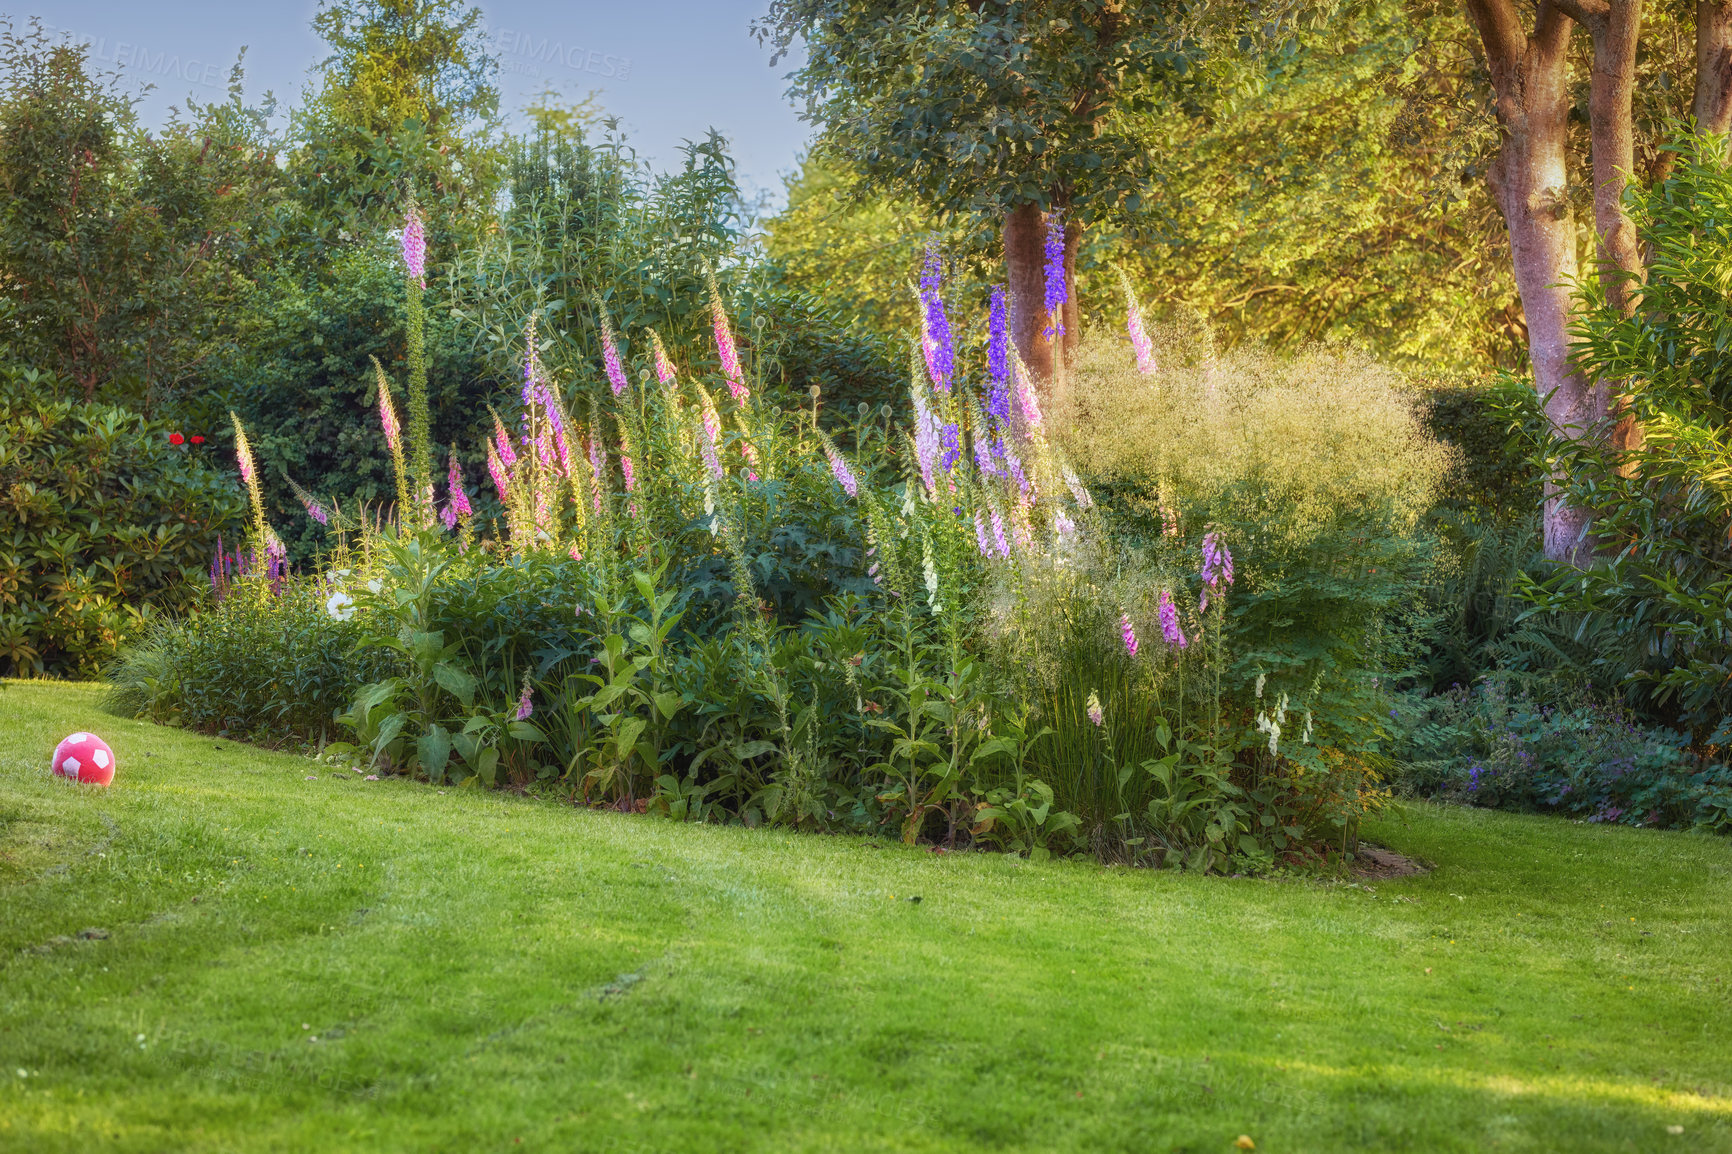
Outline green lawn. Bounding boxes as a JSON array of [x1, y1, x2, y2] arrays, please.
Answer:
[[0, 682, 1728, 1152]]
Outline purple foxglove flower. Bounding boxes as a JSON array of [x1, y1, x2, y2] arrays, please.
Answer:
[[971, 411, 1001, 478], [1043, 213, 1067, 339], [1159, 589, 1187, 649], [440, 502, 457, 531], [515, 680, 534, 721], [401, 205, 426, 287], [990, 509, 1010, 558], [1120, 612, 1139, 657], [974, 510, 992, 557], [919, 244, 954, 394], [911, 377, 938, 495], [1121, 270, 1156, 374], [598, 305, 628, 397], [1086, 690, 1104, 727], [1201, 531, 1234, 588], [823, 438, 857, 498]]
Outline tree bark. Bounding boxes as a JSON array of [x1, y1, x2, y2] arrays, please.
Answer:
[[1467, 0, 1604, 563], [1558, 0, 1645, 468], [1697, 2, 1732, 138], [1003, 201, 1052, 387]]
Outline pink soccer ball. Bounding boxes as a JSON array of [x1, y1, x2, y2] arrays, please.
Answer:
[[52, 732, 116, 787]]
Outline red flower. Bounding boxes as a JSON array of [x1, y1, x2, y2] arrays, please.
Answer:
[[169, 432, 185, 445], [190, 435, 205, 444]]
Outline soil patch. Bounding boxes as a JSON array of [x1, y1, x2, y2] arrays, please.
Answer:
[[1354, 844, 1430, 879]]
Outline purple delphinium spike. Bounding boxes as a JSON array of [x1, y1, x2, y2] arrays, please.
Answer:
[[1120, 612, 1139, 658], [1121, 270, 1156, 374], [402, 205, 426, 287], [1159, 589, 1187, 649], [1043, 213, 1067, 339], [988, 286, 1009, 387], [919, 244, 954, 394], [939, 422, 960, 473]]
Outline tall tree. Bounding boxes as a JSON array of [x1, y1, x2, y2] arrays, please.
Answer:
[[755, 1, 1183, 402], [1461, 0, 1732, 560]]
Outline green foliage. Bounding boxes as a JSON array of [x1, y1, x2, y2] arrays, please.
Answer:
[[0, 365, 243, 677], [1392, 677, 1732, 833], [0, 23, 283, 412], [1512, 135, 1732, 737], [755, 1, 1184, 221]]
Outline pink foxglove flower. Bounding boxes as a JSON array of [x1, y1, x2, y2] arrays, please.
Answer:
[[598, 303, 628, 397], [974, 510, 992, 557], [486, 440, 508, 500], [378, 379, 401, 453], [1159, 589, 1187, 649], [1121, 613, 1139, 657], [515, 679, 534, 721], [709, 274, 750, 403], [1121, 270, 1156, 374], [401, 205, 426, 287], [990, 509, 1011, 558], [492, 410, 517, 470], [620, 452, 635, 492], [649, 328, 676, 385], [1085, 690, 1103, 727], [1013, 356, 1044, 434]]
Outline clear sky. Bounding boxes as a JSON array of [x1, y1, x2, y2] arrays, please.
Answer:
[[23, 1, 812, 203]]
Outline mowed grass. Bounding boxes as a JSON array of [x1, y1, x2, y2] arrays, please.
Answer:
[[0, 682, 1729, 1152]]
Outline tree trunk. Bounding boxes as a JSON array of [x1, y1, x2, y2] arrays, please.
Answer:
[[1467, 0, 1604, 563], [1697, 1, 1732, 138], [1559, 0, 1645, 466], [1003, 201, 1051, 387], [1003, 203, 1082, 413]]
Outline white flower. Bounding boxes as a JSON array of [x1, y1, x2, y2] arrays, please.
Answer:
[[324, 568, 352, 585], [1256, 710, 1282, 757], [1254, 673, 1266, 699], [1302, 710, 1314, 745], [325, 591, 357, 622], [367, 578, 384, 595], [922, 538, 940, 607]]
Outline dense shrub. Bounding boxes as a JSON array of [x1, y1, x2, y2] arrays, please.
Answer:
[[1391, 677, 1732, 832], [0, 365, 243, 676], [109, 231, 1462, 869]]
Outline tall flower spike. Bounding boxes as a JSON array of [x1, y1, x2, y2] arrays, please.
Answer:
[[447, 445, 472, 520], [987, 285, 1010, 404], [515, 677, 534, 721], [1200, 531, 1235, 611], [401, 203, 426, 288], [909, 345, 938, 496], [1120, 612, 1139, 658], [1086, 690, 1104, 728], [648, 327, 677, 386], [707, 267, 750, 403], [1012, 353, 1044, 434], [486, 438, 508, 500], [1043, 212, 1067, 340], [287, 476, 328, 526], [1159, 589, 1188, 649], [918, 244, 954, 394], [376, 373, 401, 452], [596, 299, 628, 397], [819, 431, 858, 498], [490, 407, 518, 471], [521, 313, 541, 411], [1120, 269, 1156, 374]]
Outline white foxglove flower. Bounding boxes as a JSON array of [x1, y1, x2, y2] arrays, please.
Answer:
[[1254, 673, 1266, 699]]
